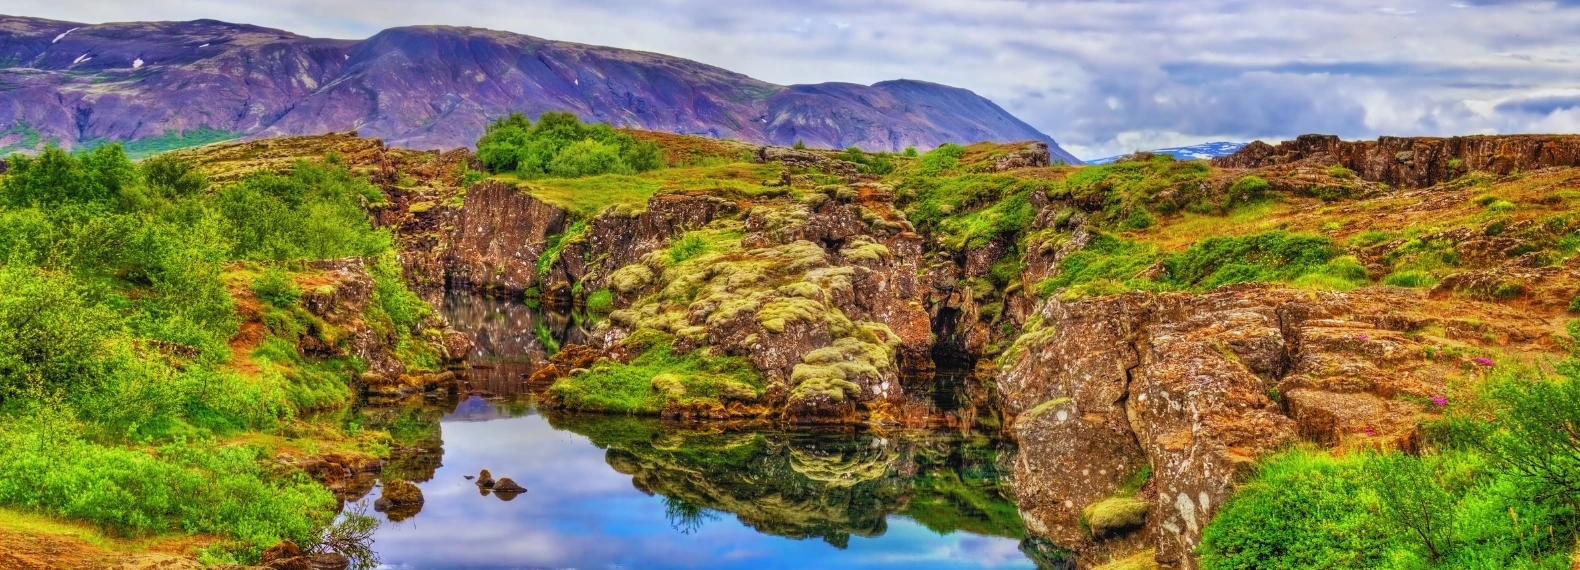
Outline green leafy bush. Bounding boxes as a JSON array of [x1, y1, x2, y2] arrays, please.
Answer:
[[475, 111, 662, 177]]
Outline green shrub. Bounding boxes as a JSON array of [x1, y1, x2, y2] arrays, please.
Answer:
[[668, 232, 709, 265], [903, 146, 919, 157], [1199, 448, 1391, 569], [214, 162, 391, 261], [793, 140, 807, 150], [251, 267, 301, 308], [475, 111, 662, 177], [835, 146, 897, 175], [1226, 175, 1272, 206], [0, 423, 335, 558], [548, 139, 631, 177], [1448, 157, 1464, 170], [1487, 199, 1517, 213], [1327, 164, 1357, 179]]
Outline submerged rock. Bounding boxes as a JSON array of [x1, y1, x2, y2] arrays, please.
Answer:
[[476, 469, 495, 488]]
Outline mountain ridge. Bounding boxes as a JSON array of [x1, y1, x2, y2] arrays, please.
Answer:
[[0, 15, 1082, 162]]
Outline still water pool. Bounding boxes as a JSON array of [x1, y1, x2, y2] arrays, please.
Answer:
[[349, 294, 1047, 569]]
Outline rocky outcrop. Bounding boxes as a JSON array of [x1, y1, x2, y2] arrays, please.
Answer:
[[444, 181, 569, 293], [556, 193, 740, 294], [1214, 134, 1580, 188], [297, 259, 463, 394], [999, 285, 1541, 568]]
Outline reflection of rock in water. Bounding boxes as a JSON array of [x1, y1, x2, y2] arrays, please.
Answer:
[[374, 479, 425, 522], [439, 292, 588, 397], [548, 413, 1027, 549], [1018, 536, 1078, 570]]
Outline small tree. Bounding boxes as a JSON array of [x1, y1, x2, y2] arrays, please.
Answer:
[[792, 139, 806, 150]]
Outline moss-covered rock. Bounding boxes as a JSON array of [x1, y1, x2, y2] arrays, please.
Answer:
[[1083, 497, 1150, 537]]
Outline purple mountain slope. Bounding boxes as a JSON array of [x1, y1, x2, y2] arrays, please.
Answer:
[[0, 16, 1081, 162]]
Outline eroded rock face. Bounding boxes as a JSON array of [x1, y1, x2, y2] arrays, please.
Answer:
[[998, 285, 1527, 568], [1214, 133, 1580, 188], [445, 181, 568, 293]]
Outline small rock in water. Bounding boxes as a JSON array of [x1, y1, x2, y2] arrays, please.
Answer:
[[493, 477, 526, 493], [492, 477, 526, 501], [463, 475, 475, 480], [476, 468, 495, 488]]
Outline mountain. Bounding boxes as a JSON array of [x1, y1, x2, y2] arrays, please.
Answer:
[[0, 16, 1081, 162], [1087, 141, 1245, 165]]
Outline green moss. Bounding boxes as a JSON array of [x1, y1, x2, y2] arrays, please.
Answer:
[[586, 288, 615, 314], [840, 237, 890, 262], [610, 263, 656, 294], [756, 296, 825, 333], [537, 220, 588, 277], [1082, 497, 1150, 536]]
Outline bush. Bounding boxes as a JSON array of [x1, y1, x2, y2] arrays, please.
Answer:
[[667, 233, 709, 265], [1327, 164, 1357, 179], [214, 162, 390, 261], [475, 111, 662, 178], [916, 143, 966, 176], [548, 139, 631, 177], [1199, 448, 1391, 569], [0, 423, 335, 557], [251, 267, 301, 308]]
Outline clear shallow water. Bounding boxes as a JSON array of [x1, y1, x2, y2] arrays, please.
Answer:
[[351, 293, 1044, 569], [356, 399, 1039, 570]]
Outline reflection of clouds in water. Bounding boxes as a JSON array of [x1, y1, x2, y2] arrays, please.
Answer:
[[845, 519, 1035, 568], [369, 411, 1035, 570]]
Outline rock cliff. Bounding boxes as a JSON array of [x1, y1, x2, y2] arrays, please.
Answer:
[[1214, 133, 1580, 188]]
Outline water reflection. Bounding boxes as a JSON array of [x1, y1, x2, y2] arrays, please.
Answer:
[[440, 292, 589, 396], [352, 396, 1038, 570]]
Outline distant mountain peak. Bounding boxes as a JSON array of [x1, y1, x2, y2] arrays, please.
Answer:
[[0, 15, 1080, 162], [1087, 142, 1246, 165]]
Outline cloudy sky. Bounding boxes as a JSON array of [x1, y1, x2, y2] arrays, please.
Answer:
[[11, 0, 1580, 159]]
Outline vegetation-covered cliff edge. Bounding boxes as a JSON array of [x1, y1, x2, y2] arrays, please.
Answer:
[[2, 122, 1578, 569]]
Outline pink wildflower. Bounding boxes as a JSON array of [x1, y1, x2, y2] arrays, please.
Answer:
[[1357, 333, 1370, 342], [1429, 396, 1448, 407], [1364, 426, 1377, 436], [1473, 357, 1495, 367]]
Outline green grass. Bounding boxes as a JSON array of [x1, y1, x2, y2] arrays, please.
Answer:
[[547, 338, 763, 414]]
